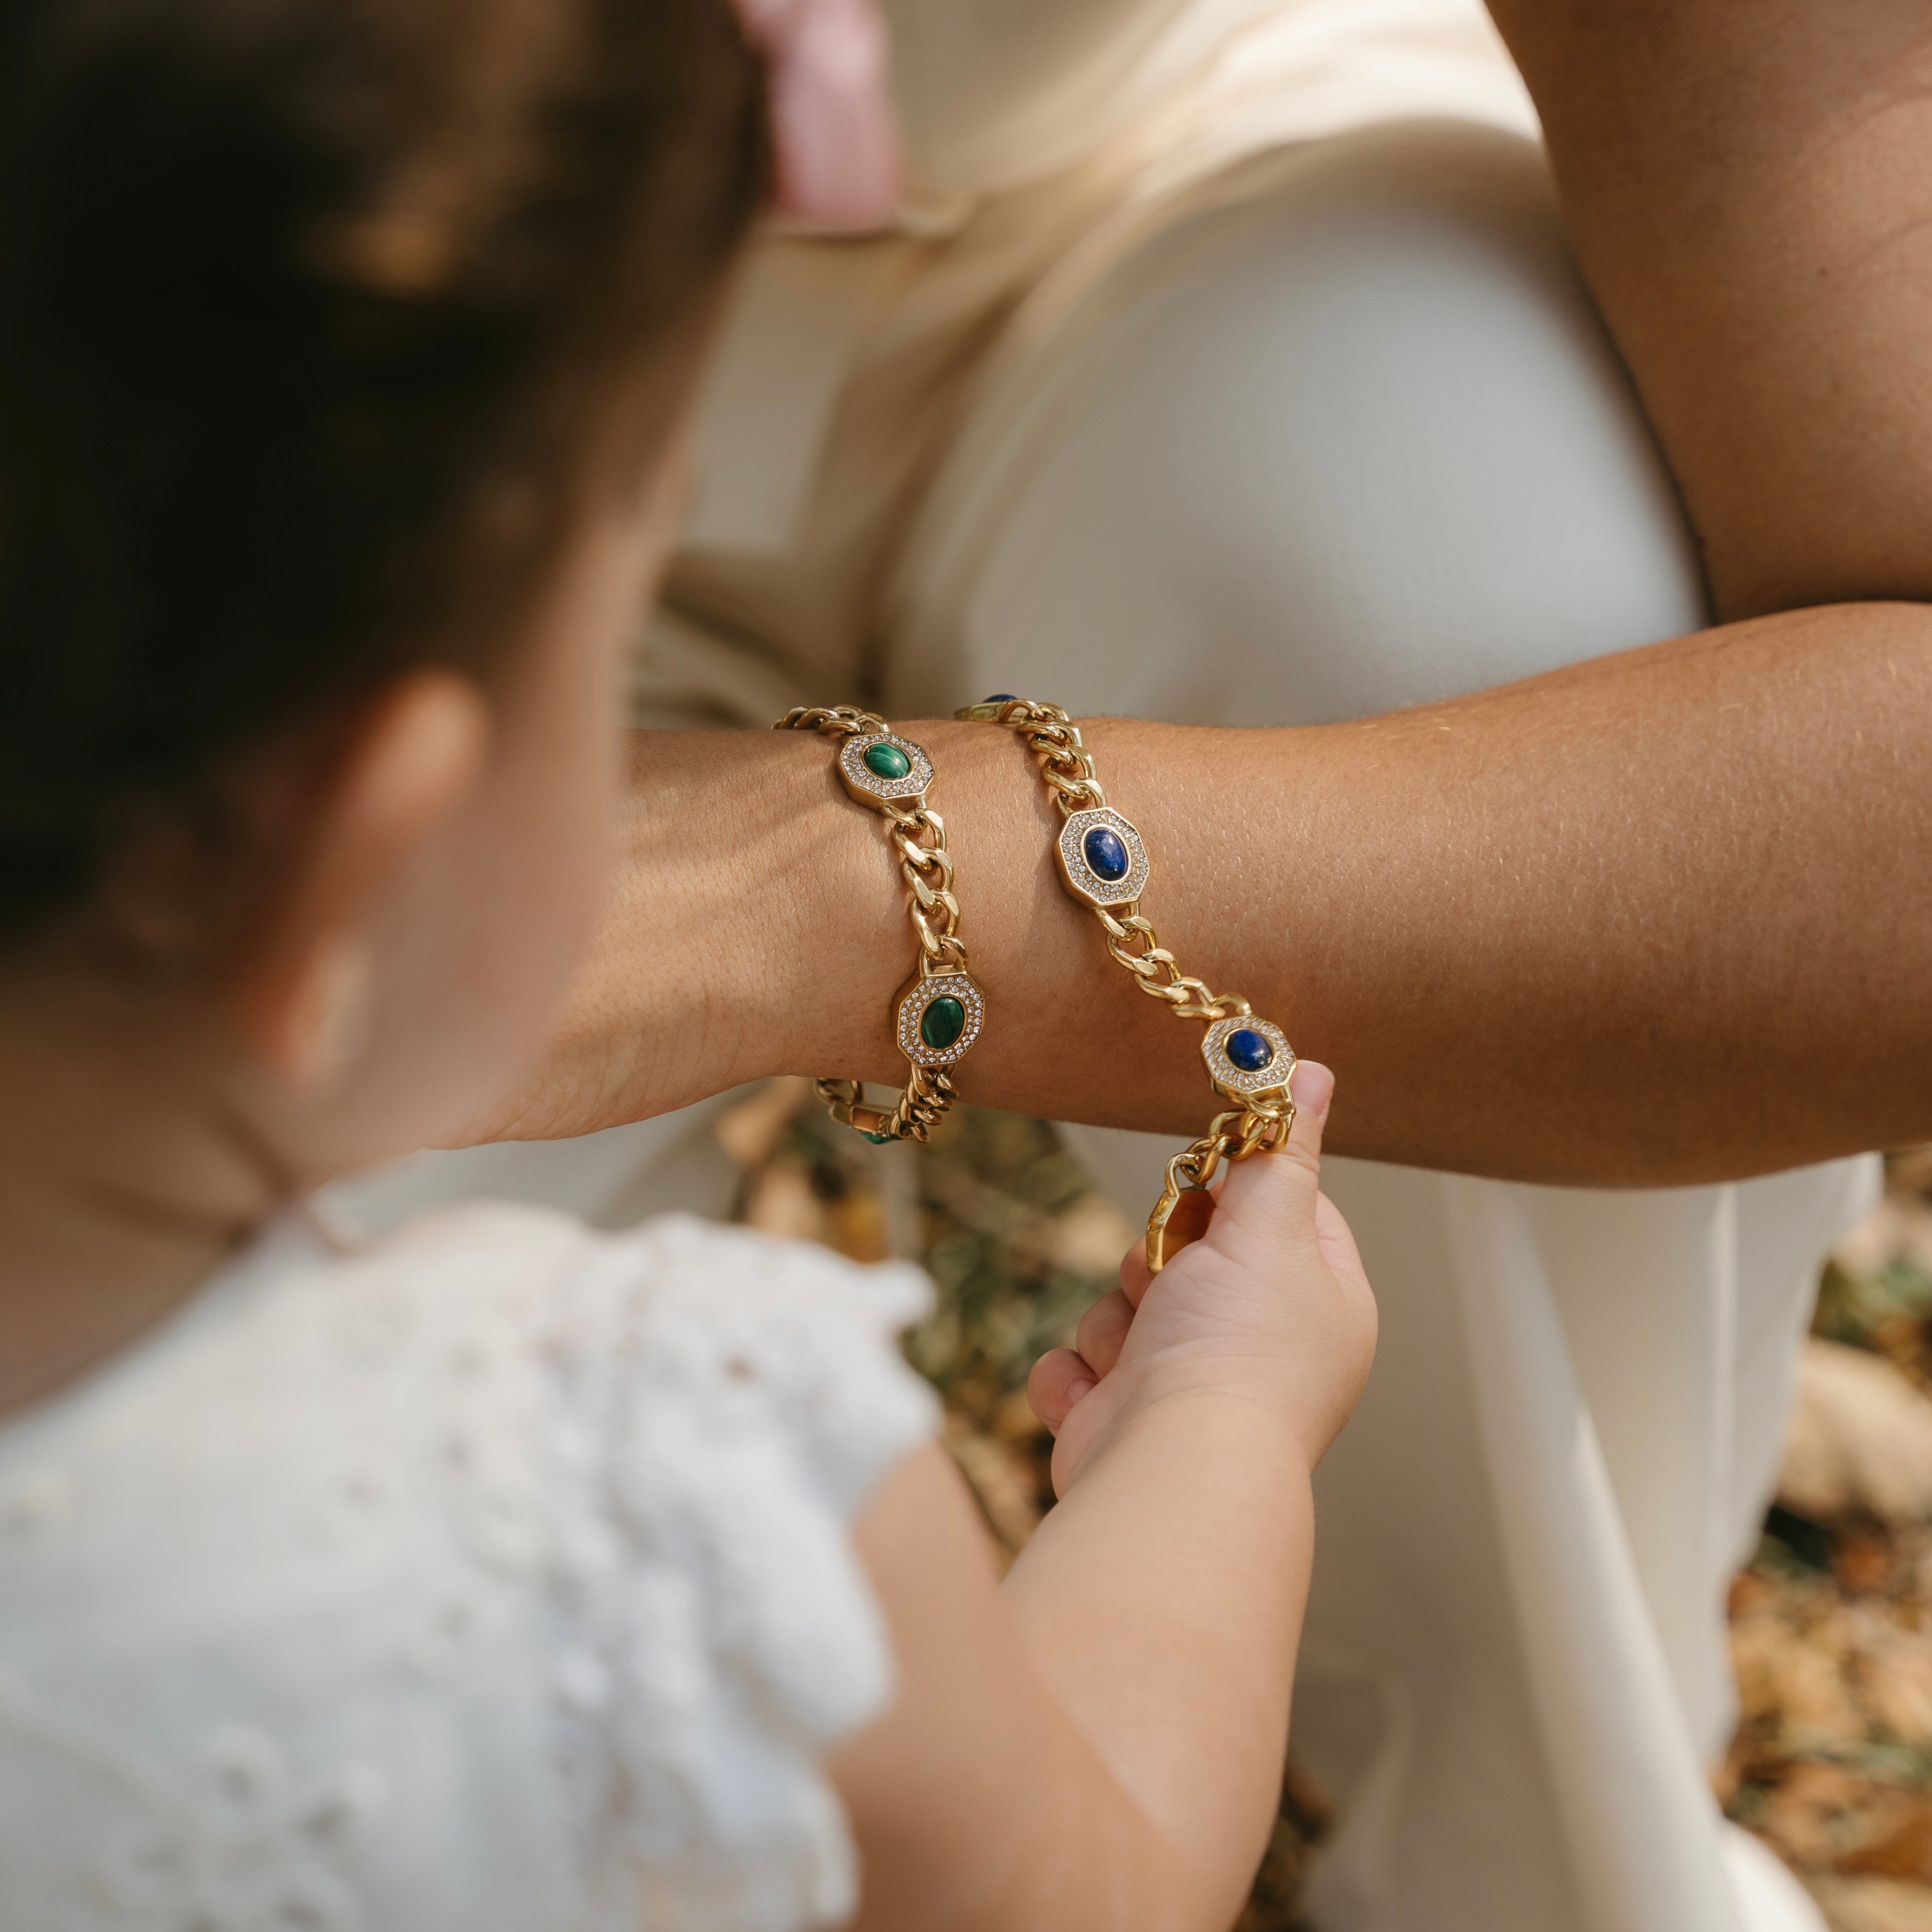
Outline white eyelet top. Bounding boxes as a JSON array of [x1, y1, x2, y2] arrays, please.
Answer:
[[0, 1206, 937, 1932]]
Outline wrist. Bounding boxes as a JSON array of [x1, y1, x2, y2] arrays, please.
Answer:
[[777, 715, 1209, 1126], [457, 729, 881, 1141], [1063, 1357, 1320, 1496], [754, 714, 1075, 1105], [744, 724, 918, 1092], [616, 725, 908, 1105], [564, 719, 1016, 1133]]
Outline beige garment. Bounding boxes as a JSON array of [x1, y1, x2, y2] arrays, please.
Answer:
[[636, 0, 1533, 727], [638, 157, 1129, 725]]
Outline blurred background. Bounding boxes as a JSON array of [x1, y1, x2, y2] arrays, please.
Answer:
[[704, 1086, 1932, 1932]]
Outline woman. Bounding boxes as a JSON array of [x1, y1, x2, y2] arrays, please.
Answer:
[[358, 2, 1932, 1927]]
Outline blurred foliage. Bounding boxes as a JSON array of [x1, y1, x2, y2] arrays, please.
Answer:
[[1723, 1153, 1932, 1932], [900, 1106, 1110, 1445]]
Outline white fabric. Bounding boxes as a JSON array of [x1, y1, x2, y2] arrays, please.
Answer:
[[878, 113, 1866, 1931], [0, 1206, 936, 1932], [1724, 1823, 1840, 1932]]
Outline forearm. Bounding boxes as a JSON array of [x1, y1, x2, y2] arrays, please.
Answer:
[[947, 602, 1932, 1184], [1001, 1394, 1313, 1917], [835, 1059, 1359, 1930], [490, 600, 1932, 1184], [836, 1414, 1313, 1932]]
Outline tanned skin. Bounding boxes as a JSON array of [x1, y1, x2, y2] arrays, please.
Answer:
[[473, 2, 1932, 1190]]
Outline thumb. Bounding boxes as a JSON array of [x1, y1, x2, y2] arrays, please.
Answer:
[[1201, 1059, 1334, 1264]]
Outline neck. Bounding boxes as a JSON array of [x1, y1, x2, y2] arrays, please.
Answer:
[[0, 959, 288, 1420]]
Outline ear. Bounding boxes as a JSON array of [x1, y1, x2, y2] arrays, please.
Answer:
[[227, 668, 492, 1088]]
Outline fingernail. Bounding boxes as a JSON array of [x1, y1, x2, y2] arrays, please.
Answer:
[[1292, 1060, 1335, 1117], [1065, 1375, 1096, 1405]]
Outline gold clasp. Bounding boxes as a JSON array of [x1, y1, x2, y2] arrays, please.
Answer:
[[1143, 1099, 1295, 1273], [1145, 1140, 1222, 1274]]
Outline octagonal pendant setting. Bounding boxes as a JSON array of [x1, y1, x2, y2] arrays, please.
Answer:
[[1201, 1015, 1294, 1100], [839, 732, 932, 807], [1056, 806, 1149, 907], [895, 971, 984, 1069]]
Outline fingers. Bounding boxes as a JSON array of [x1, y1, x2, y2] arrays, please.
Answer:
[[1074, 1290, 1134, 1380], [1271, 1056, 1333, 1190], [1028, 1347, 1097, 1435], [1028, 1290, 1136, 1434], [1035, 1063, 1341, 1440], [1203, 1059, 1333, 1260]]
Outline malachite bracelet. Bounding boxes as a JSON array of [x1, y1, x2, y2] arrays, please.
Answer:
[[774, 705, 984, 1144]]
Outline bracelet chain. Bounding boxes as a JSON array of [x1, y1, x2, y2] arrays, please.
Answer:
[[775, 705, 970, 1143], [979, 701, 1253, 1022], [965, 698, 1294, 1268]]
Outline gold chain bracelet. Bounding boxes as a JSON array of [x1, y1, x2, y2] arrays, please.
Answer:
[[955, 696, 1294, 1271], [774, 705, 984, 1144]]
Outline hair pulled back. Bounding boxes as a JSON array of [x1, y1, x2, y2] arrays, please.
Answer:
[[0, 0, 764, 943]]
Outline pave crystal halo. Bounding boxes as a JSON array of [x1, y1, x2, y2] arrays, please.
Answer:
[[838, 732, 933, 804], [1056, 807, 1150, 907], [1201, 1015, 1294, 1097], [895, 972, 984, 1068]]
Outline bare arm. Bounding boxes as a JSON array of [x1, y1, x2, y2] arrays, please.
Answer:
[[482, 598, 1932, 1185], [470, 0, 1932, 1186], [826, 1079, 1368, 1931], [829, 1423, 1310, 1932]]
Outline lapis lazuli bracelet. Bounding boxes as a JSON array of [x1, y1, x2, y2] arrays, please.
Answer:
[[955, 696, 1294, 1269]]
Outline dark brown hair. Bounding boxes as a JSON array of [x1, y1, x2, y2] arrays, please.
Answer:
[[0, 0, 765, 943]]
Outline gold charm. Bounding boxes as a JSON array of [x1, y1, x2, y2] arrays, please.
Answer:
[[1201, 1016, 1294, 1105], [1056, 806, 1149, 908], [894, 967, 984, 1067], [836, 730, 933, 807]]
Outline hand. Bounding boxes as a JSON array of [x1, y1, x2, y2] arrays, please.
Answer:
[[1028, 1062, 1375, 1496]]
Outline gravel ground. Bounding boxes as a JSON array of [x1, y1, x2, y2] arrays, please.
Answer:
[[719, 1081, 1932, 1931]]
